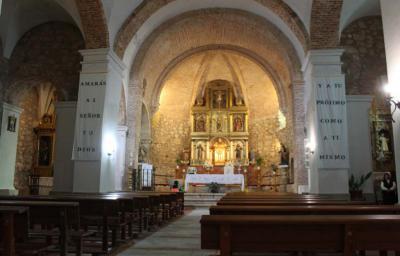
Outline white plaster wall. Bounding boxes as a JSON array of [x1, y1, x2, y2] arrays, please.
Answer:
[[346, 95, 374, 193], [381, 0, 400, 201], [53, 102, 76, 193], [283, 0, 312, 32], [0, 103, 21, 193]]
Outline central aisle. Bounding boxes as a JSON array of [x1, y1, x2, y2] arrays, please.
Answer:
[[118, 208, 217, 256]]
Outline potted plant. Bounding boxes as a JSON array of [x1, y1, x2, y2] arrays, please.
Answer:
[[207, 182, 221, 193], [349, 172, 372, 200], [255, 157, 264, 170]]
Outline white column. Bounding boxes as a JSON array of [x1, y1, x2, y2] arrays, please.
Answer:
[[302, 49, 350, 194], [115, 125, 128, 191], [381, 0, 400, 200], [72, 48, 126, 193], [346, 95, 374, 193], [53, 102, 77, 192], [0, 103, 22, 195]]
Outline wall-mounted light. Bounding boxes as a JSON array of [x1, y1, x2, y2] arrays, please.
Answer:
[[305, 140, 315, 155], [103, 133, 116, 156], [384, 83, 400, 121]]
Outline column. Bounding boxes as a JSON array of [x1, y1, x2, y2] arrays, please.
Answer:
[[346, 95, 374, 194], [53, 102, 77, 192], [302, 49, 350, 194], [381, 0, 400, 200], [0, 103, 22, 195], [72, 48, 125, 193], [291, 79, 307, 193], [115, 125, 128, 191], [125, 80, 143, 170]]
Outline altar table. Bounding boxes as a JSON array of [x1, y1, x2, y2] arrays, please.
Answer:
[[184, 174, 245, 192]]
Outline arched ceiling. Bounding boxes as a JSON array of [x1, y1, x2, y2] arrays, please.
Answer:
[[116, 0, 309, 78], [0, 0, 83, 58], [339, 0, 381, 35], [130, 9, 299, 114]]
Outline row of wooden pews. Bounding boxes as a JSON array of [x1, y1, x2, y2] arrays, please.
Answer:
[[0, 191, 184, 256], [201, 192, 400, 256]]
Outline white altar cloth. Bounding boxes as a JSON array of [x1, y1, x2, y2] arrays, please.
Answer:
[[184, 174, 245, 192]]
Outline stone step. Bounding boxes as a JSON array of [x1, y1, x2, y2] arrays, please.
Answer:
[[184, 192, 225, 207]]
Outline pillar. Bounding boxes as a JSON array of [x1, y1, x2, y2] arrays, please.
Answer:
[[291, 79, 307, 193], [72, 48, 125, 193], [381, 0, 400, 200], [302, 49, 350, 194], [346, 95, 374, 194], [115, 125, 128, 191], [53, 102, 77, 192], [0, 102, 22, 195]]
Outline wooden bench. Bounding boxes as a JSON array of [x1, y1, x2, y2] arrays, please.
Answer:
[[0, 200, 86, 256], [210, 205, 400, 215], [216, 199, 374, 206], [201, 214, 400, 256], [0, 206, 29, 256]]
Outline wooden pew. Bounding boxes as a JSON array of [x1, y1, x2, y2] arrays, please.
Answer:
[[210, 205, 400, 215], [0, 206, 29, 256], [201, 214, 400, 256], [216, 199, 374, 206], [0, 200, 84, 256]]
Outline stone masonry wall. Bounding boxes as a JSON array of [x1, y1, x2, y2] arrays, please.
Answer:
[[14, 87, 39, 191], [341, 16, 387, 101], [8, 22, 84, 101]]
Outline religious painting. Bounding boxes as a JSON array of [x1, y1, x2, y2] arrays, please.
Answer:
[[233, 114, 245, 132], [7, 115, 17, 132], [194, 114, 206, 132], [38, 135, 53, 166], [212, 90, 227, 109]]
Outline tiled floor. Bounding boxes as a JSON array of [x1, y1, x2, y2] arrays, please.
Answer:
[[118, 208, 217, 256]]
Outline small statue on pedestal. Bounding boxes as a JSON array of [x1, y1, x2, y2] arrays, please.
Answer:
[[279, 143, 289, 166]]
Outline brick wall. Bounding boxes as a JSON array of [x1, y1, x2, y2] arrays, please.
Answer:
[[341, 16, 387, 100], [7, 22, 84, 101], [310, 0, 343, 49], [75, 0, 109, 49]]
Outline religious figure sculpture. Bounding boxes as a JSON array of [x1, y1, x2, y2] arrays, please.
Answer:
[[216, 116, 223, 132], [279, 143, 289, 165], [138, 143, 148, 163], [196, 144, 205, 161], [195, 115, 206, 132], [235, 144, 242, 160], [378, 129, 390, 152], [249, 149, 256, 163]]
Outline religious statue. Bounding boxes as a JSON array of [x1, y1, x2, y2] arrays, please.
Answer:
[[249, 149, 256, 163], [195, 115, 206, 132], [216, 116, 223, 132], [196, 144, 205, 161], [279, 143, 289, 165], [138, 143, 148, 163], [213, 90, 226, 109], [378, 129, 390, 152], [235, 144, 242, 160]]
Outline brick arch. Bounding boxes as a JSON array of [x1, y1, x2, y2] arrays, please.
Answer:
[[75, 0, 109, 48], [310, 0, 343, 49], [113, 0, 310, 58]]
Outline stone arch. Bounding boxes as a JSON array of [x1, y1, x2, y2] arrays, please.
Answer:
[[75, 0, 109, 48], [7, 22, 84, 101], [310, 0, 343, 49], [150, 46, 288, 115], [129, 9, 301, 116], [114, 0, 309, 59]]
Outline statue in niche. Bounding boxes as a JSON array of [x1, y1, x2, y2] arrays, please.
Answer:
[[279, 143, 289, 166], [233, 115, 243, 132], [235, 144, 243, 160], [138, 143, 148, 163], [195, 115, 206, 132], [378, 129, 390, 153], [216, 116, 223, 132], [196, 144, 205, 161]]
